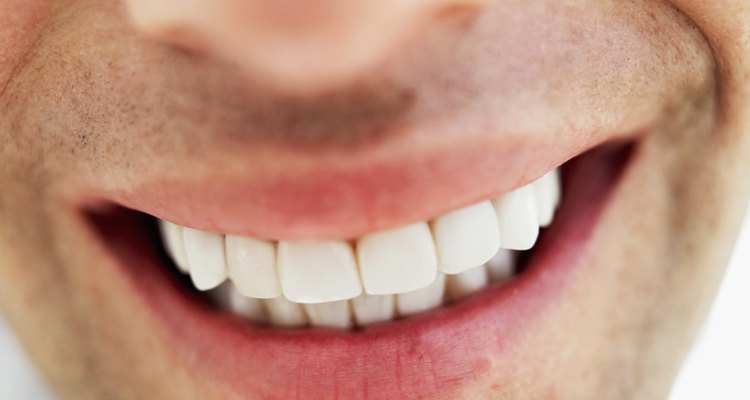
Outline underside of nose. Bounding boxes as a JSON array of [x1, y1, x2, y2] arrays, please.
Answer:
[[126, 0, 486, 94]]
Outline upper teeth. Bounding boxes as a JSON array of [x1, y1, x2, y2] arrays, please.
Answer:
[[158, 169, 561, 326]]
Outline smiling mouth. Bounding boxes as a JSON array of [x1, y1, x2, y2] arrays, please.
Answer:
[[151, 166, 561, 329], [81, 140, 632, 396], [86, 139, 632, 327]]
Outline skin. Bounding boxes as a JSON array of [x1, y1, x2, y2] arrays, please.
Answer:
[[0, 0, 749, 398]]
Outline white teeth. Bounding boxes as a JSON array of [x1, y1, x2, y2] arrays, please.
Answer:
[[396, 273, 446, 317], [304, 301, 353, 329], [264, 296, 308, 328], [486, 249, 516, 283], [227, 285, 267, 322], [433, 201, 501, 275], [225, 235, 281, 299], [182, 228, 228, 291], [493, 183, 540, 250], [446, 265, 489, 301], [357, 222, 438, 295], [159, 168, 562, 329], [534, 169, 562, 227], [351, 293, 395, 326], [158, 220, 189, 273], [277, 241, 363, 303]]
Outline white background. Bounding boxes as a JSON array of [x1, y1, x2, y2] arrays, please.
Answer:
[[669, 206, 750, 400], [1, 210, 748, 399]]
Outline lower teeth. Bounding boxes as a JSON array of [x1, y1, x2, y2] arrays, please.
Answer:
[[208, 250, 517, 329]]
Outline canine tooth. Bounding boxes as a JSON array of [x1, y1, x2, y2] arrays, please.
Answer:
[[486, 249, 516, 282], [278, 241, 362, 303], [304, 301, 352, 329], [228, 286, 268, 323], [534, 176, 555, 228], [357, 222, 438, 295], [446, 265, 489, 301], [396, 273, 446, 317], [158, 220, 189, 273], [225, 235, 281, 299], [534, 169, 561, 227], [493, 184, 539, 250], [433, 201, 500, 275], [182, 228, 228, 291], [351, 293, 395, 326], [265, 296, 307, 327]]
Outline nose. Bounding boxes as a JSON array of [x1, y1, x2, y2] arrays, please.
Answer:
[[126, 0, 485, 94]]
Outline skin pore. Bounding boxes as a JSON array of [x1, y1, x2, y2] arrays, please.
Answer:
[[1, 0, 749, 399]]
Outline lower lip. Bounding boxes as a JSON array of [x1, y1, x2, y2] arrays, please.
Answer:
[[86, 144, 631, 399]]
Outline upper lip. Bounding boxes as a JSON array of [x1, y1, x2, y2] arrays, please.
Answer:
[[84, 123, 635, 240]]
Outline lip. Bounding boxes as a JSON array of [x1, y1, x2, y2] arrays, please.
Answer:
[[91, 127, 635, 241], [85, 142, 632, 398]]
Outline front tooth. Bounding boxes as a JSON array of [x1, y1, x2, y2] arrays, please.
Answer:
[[182, 228, 228, 291], [357, 222, 438, 295], [225, 235, 281, 299], [228, 286, 268, 323], [396, 273, 446, 317], [351, 293, 395, 326], [278, 241, 362, 303], [486, 249, 516, 282], [493, 184, 540, 250], [304, 301, 352, 329], [446, 265, 489, 301], [158, 220, 189, 273], [433, 201, 501, 275], [534, 169, 561, 227], [265, 296, 307, 328]]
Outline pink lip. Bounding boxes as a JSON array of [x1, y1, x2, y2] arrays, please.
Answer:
[[98, 126, 631, 241], [86, 143, 631, 398]]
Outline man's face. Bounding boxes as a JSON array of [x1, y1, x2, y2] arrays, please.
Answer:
[[1, 0, 748, 398]]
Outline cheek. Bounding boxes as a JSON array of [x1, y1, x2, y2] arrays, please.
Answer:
[[0, 1, 53, 90]]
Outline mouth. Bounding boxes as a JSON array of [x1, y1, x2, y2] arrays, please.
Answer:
[[152, 165, 561, 329], [83, 139, 632, 397]]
